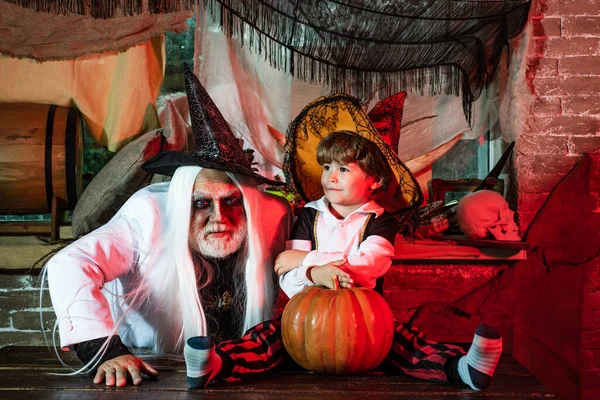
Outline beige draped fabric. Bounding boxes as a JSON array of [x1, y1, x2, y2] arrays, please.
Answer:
[[1, 36, 166, 151], [0, 1, 191, 61], [0, 1, 192, 151]]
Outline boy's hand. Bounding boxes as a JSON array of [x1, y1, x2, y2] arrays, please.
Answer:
[[309, 259, 354, 289], [274, 250, 309, 276]]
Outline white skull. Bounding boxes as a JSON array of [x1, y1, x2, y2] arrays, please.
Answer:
[[456, 190, 520, 241]]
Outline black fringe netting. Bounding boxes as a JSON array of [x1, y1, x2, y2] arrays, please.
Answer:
[[5, 0, 531, 121], [202, 0, 531, 124]]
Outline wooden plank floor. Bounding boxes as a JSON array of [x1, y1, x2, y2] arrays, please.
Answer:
[[0, 346, 556, 399]]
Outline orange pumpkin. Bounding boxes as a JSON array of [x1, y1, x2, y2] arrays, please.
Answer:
[[281, 279, 395, 375]]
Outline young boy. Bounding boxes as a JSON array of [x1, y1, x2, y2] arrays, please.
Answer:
[[184, 94, 502, 392], [274, 130, 397, 295]]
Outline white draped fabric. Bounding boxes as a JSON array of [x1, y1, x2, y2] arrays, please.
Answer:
[[191, 11, 498, 187]]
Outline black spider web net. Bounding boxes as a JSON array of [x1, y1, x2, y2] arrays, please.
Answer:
[[203, 0, 532, 123]]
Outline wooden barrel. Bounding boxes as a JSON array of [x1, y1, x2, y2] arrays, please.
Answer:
[[0, 103, 83, 214]]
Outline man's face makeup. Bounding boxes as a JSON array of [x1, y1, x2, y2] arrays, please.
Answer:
[[189, 169, 247, 259]]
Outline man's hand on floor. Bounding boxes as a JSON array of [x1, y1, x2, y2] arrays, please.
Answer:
[[94, 354, 159, 387]]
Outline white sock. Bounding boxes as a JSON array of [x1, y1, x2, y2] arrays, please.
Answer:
[[184, 336, 222, 388], [457, 324, 502, 391]]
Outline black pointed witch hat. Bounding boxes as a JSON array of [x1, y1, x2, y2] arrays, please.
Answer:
[[142, 63, 283, 186]]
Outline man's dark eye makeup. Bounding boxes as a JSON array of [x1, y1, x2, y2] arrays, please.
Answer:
[[194, 199, 210, 209], [193, 196, 242, 209], [225, 196, 241, 205]]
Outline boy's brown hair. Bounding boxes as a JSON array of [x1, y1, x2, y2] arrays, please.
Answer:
[[316, 130, 391, 193]]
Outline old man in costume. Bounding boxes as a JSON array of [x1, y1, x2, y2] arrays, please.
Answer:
[[45, 64, 291, 387]]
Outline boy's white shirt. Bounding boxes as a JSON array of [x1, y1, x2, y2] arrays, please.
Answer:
[[279, 196, 395, 298]]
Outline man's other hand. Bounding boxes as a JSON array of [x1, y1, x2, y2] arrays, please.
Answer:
[[94, 354, 159, 387]]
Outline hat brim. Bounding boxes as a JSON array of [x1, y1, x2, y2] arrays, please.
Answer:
[[142, 151, 284, 186], [285, 94, 423, 213]]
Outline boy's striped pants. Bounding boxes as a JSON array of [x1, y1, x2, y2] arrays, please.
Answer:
[[215, 317, 466, 382]]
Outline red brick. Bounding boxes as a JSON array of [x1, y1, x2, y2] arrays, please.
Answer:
[[582, 389, 600, 400], [541, 37, 600, 57], [518, 192, 550, 213], [581, 309, 600, 330], [531, 38, 547, 58], [0, 331, 48, 347], [583, 291, 600, 308], [581, 369, 600, 389], [583, 267, 600, 291], [532, 76, 600, 96], [517, 154, 580, 193], [581, 350, 600, 369], [563, 17, 600, 36], [0, 314, 9, 329], [10, 311, 55, 331], [532, 17, 561, 37], [592, 192, 600, 212], [515, 153, 580, 173], [543, 1, 600, 17], [582, 329, 600, 349], [0, 290, 52, 312], [529, 57, 559, 77], [563, 96, 600, 115], [561, 56, 600, 75], [0, 274, 39, 290], [570, 136, 600, 154], [517, 133, 567, 155], [385, 265, 501, 292], [518, 172, 575, 194], [531, 96, 562, 116], [582, 274, 600, 294], [584, 277, 600, 293], [591, 177, 600, 195], [530, 115, 600, 136]]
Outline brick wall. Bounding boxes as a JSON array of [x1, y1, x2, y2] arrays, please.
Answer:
[[516, 1, 600, 399], [517, 0, 600, 231], [0, 273, 55, 348]]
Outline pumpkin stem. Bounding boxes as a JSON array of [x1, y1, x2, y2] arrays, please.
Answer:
[[331, 275, 340, 291]]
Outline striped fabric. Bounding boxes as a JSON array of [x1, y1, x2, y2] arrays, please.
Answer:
[[387, 323, 466, 382], [215, 319, 465, 383], [465, 334, 502, 376], [216, 319, 288, 381]]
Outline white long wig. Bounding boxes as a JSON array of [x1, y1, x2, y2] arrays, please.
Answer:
[[41, 165, 277, 372], [151, 166, 275, 353]]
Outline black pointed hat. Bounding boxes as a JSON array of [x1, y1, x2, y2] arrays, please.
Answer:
[[142, 63, 283, 186]]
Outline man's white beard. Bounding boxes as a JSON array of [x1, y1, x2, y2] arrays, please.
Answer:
[[194, 222, 248, 259]]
